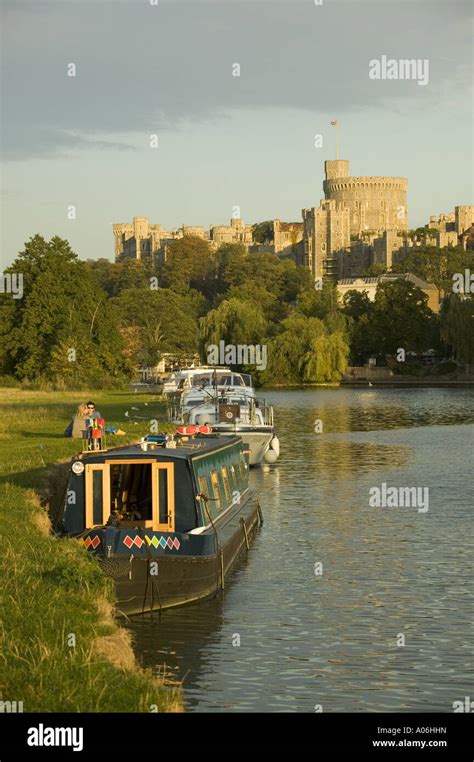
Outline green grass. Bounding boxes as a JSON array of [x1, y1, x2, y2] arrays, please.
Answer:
[[0, 389, 182, 712]]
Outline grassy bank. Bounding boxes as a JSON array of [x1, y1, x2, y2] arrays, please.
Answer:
[[0, 389, 182, 712]]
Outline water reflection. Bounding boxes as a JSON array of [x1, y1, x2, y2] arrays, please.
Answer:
[[125, 388, 474, 712]]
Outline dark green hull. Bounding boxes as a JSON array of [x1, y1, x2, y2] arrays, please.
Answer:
[[101, 492, 261, 616]]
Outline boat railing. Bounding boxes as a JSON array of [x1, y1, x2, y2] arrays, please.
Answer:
[[250, 397, 274, 426], [169, 396, 274, 428]]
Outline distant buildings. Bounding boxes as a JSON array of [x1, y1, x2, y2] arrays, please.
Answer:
[[113, 216, 254, 263], [210, 218, 253, 247], [113, 162, 473, 285], [273, 220, 304, 256], [302, 199, 351, 279], [337, 273, 440, 313], [113, 217, 183, 263]]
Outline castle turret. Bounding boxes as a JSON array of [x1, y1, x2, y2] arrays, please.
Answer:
[[323, 162, 408, 235], [324, 160, 350, 181]]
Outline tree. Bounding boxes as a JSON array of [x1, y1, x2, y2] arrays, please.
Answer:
[[299, 331, 349, 383], [199, 298, 267, 362], [370, 279, 437, 356], [252, 221, 274, 244], [279, 260, 312, 303], [87, 257, 153, 297], [226, 283, 282, 323], [364, 263, 387, 277], [215, 243, 247, 293], [260, 314, 349, 385], [113, 288, 199, 366], [440, 294, 474, 372], [0, 235, 129, 384], [396, 246, 474, 293], [342, 290, 372, 321], [296, 281, 338, 319], [161, 236, 217, 298]]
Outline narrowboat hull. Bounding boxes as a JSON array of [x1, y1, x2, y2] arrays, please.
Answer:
[[90, 490, 261, 616]]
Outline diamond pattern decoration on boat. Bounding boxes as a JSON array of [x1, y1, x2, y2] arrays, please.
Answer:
[[124, 534, 180, 550], [123, 534, 145, 548], [84, 535, 100, 550]]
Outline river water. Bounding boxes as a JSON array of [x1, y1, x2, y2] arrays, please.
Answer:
[[125, 388, 474, 712]]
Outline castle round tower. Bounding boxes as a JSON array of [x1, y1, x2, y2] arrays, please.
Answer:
[[323, 160, 408, 235]]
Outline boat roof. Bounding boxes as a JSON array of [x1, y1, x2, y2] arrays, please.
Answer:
[[75, 435, 243, 464], [175, 366, 230, 376]]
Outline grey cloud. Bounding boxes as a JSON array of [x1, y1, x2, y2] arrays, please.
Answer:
[[2, 0, 471, 159]]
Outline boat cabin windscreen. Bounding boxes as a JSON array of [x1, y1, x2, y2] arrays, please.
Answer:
[[84, 459, 175, 532]]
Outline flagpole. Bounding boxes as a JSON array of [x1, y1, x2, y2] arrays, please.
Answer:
[[336, 121, 339, 160]]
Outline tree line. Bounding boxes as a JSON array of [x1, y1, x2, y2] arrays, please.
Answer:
[[0, 234, 472, 388]]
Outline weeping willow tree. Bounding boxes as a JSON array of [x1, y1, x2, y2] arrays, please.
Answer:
[[261, 315, 350, 385], [261, 318, 310, 384], [299, 331, 350, 383], [198, 297, 268, 360], [440, 294, 474, 373]]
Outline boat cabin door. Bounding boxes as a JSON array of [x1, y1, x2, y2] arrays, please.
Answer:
[[84, 460, 175, 532], [85, 464, 111, 528], [151, 462, 175, 532]]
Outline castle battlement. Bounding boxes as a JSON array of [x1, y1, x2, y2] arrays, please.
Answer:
[[323, 177, 407, 192]]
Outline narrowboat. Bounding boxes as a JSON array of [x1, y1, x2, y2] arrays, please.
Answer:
[[58, 433, 262, 616]]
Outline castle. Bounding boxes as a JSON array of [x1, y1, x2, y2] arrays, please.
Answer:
[[113, 157, 472, 281], [113, 217, 253, 263], [302, 159, 408, 279]]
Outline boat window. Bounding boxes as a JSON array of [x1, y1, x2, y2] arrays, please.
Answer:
[[239, 458, 247, 480], [210, 470, 223, 512], [198, 474, 209, 498], [229, 463, 237, 487], [85, 464, 111, 528], [221, 466, 232, 501], [92, 470, 103, 525], [158, 469, 167, 524]]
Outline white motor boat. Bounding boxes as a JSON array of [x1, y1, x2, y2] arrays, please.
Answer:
[[169, 372, 279, 466], [162, 366, 229, 395]]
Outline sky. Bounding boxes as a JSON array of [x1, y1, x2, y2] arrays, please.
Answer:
[[1, 0, 473, 268]]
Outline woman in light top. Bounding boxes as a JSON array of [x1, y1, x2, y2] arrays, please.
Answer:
[[72, 403, 89, 439]]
